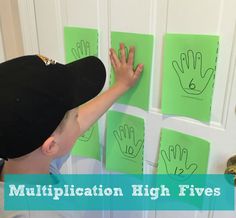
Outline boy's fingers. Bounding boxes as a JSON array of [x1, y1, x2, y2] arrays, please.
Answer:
[[133, 64, 143, 81], [110, 48, 120, 67], [128, 46, 135, 66], [120, 43, 126, 64], [110, 54, 117, 70]]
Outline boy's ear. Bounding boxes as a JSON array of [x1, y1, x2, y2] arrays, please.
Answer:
[[41, 136, 59, 157]]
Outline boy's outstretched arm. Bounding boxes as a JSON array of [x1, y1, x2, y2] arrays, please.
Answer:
[[77, 43, 143, 135]]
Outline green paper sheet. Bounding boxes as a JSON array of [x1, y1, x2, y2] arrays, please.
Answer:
[[106, 111, 145, 174], [64, 26, 98, 63], [157, 128, 210, 209], [110, 32, 154, 111], [71, 123, 101, 160], [158, 128, 210, 178], [162, 33, 219, 122]]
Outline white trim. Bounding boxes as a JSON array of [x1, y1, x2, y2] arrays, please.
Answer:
[[149, 0, 169, 112], [97, 0, 110, 76], [54, 0, 67, 63], [222, 21, 236, 128], [96, 0, 110, 162], [148, 0, 158, 112], [17, 0, 39, 55], [59, 0, 68, 26], [96, 2, 111, 217]]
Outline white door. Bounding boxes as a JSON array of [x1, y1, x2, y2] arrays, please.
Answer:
[[15, 0, 236, 218]]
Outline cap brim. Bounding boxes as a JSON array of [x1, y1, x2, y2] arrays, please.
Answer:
[[65, 56, 106, 109]]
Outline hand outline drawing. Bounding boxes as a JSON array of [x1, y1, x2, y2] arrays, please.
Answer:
[[113, 124, 143, 159], [71, 40, 91, 60], [172, 50, 214, 95], [79, 126, 95, 142], [161, 144, 198, 180]]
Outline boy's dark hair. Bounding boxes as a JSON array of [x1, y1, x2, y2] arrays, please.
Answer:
[[0, 55, 106, 160]]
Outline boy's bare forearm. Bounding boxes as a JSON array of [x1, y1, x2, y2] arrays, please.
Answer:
[[77, 84, 127, 135]]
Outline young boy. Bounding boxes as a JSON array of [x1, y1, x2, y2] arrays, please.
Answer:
[[0, 43, 143, 217]]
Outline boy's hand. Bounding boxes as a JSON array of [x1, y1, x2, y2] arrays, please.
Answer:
[[110, 43, 144, 92], [77, 43, 143, 136]]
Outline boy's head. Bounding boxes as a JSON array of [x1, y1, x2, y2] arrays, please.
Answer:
[[0, 55, 106, 160]]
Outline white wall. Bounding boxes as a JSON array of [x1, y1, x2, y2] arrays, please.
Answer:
[[0, 22, 5, 62], [0, 0, 24, 60]]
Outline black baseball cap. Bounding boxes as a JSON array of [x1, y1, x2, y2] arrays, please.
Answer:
[[0, 55, 106, 160]]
